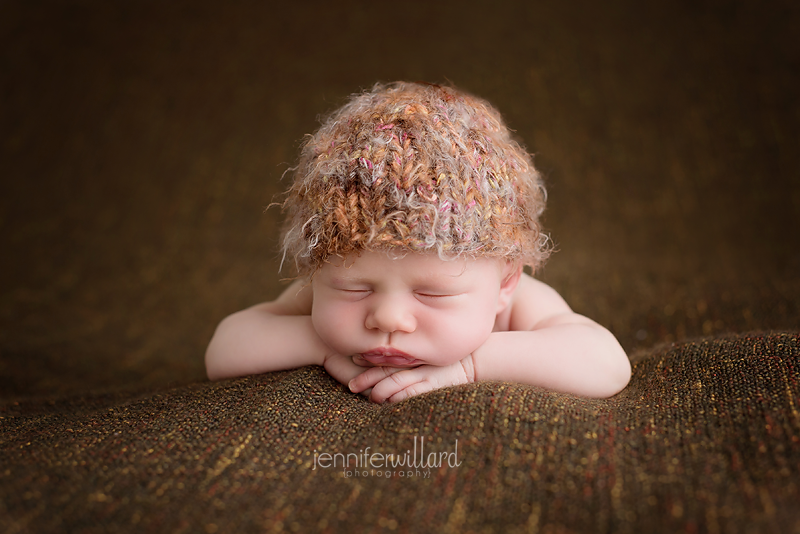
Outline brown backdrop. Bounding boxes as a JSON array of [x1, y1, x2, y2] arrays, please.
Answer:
[[1, 1, 799, 532]]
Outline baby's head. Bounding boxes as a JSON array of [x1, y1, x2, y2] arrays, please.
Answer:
[[281, 81, 549, 277]]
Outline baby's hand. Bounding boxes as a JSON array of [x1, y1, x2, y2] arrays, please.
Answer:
[[323, 353, 375, 391], [348, 356, 476, 404]]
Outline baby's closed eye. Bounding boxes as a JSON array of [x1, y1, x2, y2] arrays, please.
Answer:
[[334, 288, 372, 300], [413, 291, 465, 305]]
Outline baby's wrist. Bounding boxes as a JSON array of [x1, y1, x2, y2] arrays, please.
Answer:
[[460, 354, 476, 383]]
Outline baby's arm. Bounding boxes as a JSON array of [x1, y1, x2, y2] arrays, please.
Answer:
[[471, 275, 631, 398], [205, 280, 329, 380]]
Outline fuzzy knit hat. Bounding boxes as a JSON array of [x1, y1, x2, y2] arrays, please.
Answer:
[[280, 81, 549, 276]]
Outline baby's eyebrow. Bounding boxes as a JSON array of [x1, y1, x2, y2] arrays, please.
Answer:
[[411, 273, 469, 291], [328, 275, 364, 285], [418, 266, 468, 281]]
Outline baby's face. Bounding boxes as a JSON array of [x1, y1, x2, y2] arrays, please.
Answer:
[[311, 250, 512, 367]]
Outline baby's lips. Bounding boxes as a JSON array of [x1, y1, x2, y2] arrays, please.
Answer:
[[359, 351, 420, 367], [351, 354, 373, 367]]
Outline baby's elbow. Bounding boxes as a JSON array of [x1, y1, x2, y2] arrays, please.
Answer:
[[597, 359, 631, 398], [205, 340, 225, 381], [594, 338, 632, 398], [205, 317, 234, 381]]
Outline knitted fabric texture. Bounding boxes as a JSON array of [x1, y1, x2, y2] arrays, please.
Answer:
[[281, 82, 549, 276]]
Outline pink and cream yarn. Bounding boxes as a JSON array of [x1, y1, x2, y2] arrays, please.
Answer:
[[281, 81, 550, 276]]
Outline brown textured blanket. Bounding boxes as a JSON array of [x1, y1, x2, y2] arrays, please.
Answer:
[[3, 332, 799, 532], [2, 0, 799, 532]]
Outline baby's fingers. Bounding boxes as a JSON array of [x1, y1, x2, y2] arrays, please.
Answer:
[[386, 381, 436, 403], [367, 369, 429, 404], [348, 366, 401, 394]]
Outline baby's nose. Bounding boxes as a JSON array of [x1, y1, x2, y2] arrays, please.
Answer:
[[365, 297, 416, 333]]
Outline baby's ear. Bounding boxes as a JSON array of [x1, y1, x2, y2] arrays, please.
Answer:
[[497, 262, 523, 311]]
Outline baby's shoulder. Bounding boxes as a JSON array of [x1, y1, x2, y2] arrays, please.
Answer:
[[270, 278, 314, 315], [506, 274, 573, 330]]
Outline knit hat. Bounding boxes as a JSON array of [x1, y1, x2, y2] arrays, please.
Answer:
[[280, 81, 549, 276]]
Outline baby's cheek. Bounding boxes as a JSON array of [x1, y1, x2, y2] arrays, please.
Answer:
[[450, 316, 495, 354], [312, 304, 356, 351]]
